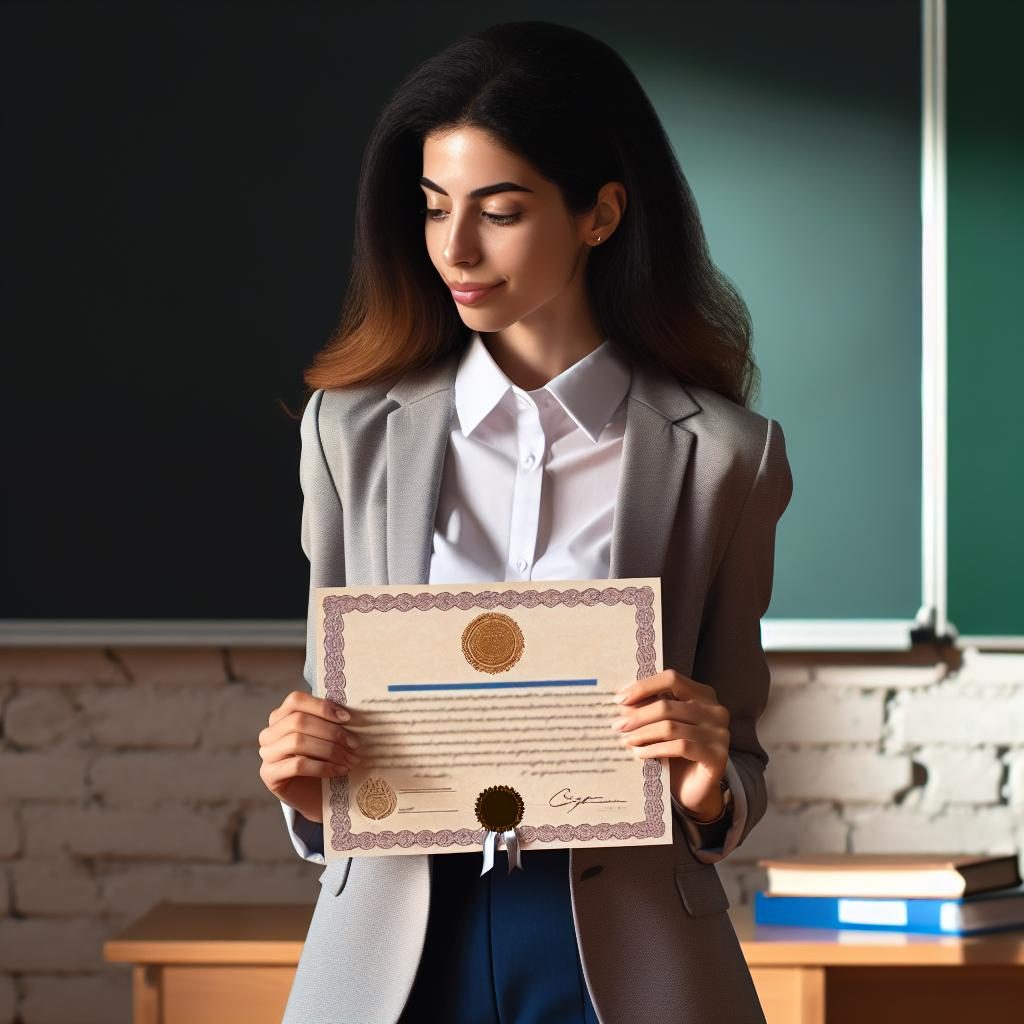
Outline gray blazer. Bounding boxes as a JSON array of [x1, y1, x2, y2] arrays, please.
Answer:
[[281, 345, 793, 1024]]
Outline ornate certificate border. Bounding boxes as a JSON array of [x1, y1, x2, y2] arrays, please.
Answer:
[[322, 584, 664, 853]]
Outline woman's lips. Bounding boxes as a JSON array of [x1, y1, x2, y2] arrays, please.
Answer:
[[449, 281, 505, 305]]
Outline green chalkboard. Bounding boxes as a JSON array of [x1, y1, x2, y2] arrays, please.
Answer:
[[632, 1, 924, 639], [947, 0, 1024, 642]]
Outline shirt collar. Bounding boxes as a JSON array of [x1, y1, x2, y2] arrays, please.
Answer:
[[454, 331, 632, 443]]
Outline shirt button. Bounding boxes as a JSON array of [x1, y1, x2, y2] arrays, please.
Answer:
[[515, 558, 528, 572], [523, 452, 536, 468]]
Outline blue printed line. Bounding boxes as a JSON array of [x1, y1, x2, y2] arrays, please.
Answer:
[[387, 679, 598, 691]]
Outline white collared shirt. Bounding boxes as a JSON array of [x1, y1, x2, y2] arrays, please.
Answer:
[[426, 331, 745, 860], [428, 330, 631, 585]]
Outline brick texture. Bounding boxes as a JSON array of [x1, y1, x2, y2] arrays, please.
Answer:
[[20, 971, 130, 1024], [0, 975, 14, 1024], [0, 644, 1021, 1024]]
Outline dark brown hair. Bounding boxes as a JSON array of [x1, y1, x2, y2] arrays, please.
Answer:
[[302, 20, 759, 410]]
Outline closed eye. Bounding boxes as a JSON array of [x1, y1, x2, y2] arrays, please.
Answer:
[[421, 207, 521, 226]]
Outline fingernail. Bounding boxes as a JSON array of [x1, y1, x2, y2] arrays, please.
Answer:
[[613, 691, 630, 703], [610, 717, 628, 731], [332, 705, 350, 721], [346, 733, 360, 749]]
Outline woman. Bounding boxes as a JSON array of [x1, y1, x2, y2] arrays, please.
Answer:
[[258, 19, 792, 1024]]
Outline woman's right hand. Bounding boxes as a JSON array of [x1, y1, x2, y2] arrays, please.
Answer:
[[258, 690, 361, 824]]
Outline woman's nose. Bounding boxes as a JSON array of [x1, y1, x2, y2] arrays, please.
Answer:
[[442, 211, 480, 266]]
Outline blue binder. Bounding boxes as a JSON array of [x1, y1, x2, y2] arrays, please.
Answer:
[[754, 883, 1024, 936]]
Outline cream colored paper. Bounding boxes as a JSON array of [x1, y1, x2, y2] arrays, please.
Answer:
[[313, 577, 670, 859]]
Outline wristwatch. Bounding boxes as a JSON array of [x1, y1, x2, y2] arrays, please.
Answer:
[[678, 775, 733, 850]]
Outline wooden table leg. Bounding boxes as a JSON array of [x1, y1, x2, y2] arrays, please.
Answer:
[[750, 966, 826, 1024], [133, 965, 160, 1024]]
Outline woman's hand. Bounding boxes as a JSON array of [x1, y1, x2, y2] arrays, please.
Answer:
[[609, 669, 730, 821], [258, 690, 362, 824]]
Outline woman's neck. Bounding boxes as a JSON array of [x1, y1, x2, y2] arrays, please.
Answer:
[[480, 326, 603, 391]]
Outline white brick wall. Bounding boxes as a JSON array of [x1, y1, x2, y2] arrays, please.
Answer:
[[715, 647, 1024, 913], [0, 646, 318, 1024], [0, 644, 1022, 1023]]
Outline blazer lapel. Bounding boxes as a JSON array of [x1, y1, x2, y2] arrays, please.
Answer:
[[382, 348, 703, 586], [384, 350, 461, 585], [607, 360, 702, 581]]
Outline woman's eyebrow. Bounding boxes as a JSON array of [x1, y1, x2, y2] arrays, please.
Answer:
[[419, 176, 535, 199]]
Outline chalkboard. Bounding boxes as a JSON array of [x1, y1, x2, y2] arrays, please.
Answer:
[[637, 1, 924, 650], [1, 1, 930, 647], [947, 0, 1024, 645]]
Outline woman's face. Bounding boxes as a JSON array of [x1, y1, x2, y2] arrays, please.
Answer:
[[420, 126, 614, 334]]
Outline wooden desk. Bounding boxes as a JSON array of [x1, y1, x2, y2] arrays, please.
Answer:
[[104, 903, 311, 1024], [105, 902, 1024, 1024], [732, 904, 1024, 1024]]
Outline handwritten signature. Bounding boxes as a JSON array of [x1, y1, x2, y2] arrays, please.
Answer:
[[548, 788, 627, 813]]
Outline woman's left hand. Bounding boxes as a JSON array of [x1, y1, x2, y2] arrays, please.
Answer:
[[610, 669, 731, 821]]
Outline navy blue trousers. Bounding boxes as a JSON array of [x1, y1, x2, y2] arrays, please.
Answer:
[[398, 847, 600, 1024]]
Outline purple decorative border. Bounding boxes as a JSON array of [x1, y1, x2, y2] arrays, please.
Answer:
[[323, 584, 664, 852]]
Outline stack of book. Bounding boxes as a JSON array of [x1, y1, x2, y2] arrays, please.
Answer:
[[754, 853, 1024, 936]]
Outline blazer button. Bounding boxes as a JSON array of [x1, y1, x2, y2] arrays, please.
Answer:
[[580, 865, 604, 881]]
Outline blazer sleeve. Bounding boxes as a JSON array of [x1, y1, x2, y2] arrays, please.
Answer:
[[679, 415, 794, 865], [279, 388, 345, 865]]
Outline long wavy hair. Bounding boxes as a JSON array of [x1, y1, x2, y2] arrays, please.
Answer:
[[301, 19, 758, 410]]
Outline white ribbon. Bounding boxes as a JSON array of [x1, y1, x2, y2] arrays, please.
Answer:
[[480, 826, 524, 876]]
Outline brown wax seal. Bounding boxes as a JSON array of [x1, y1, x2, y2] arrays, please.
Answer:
[[475, 785, 525, 832], [461, 612, 525, 674], [356, 777, 397, 820]]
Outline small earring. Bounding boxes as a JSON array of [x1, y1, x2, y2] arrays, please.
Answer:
[[594, 235, 602, 245]]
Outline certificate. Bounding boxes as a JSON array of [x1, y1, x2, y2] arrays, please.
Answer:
[[313, 577, 671, 860]]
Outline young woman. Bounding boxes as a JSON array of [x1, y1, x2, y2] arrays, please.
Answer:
[[258, 19, 793, 1024]]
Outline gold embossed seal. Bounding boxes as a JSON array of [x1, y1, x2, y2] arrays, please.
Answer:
[[356, 777, 397, 820], [462, 612, 525, 674], [475, 785, 525, 833]]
